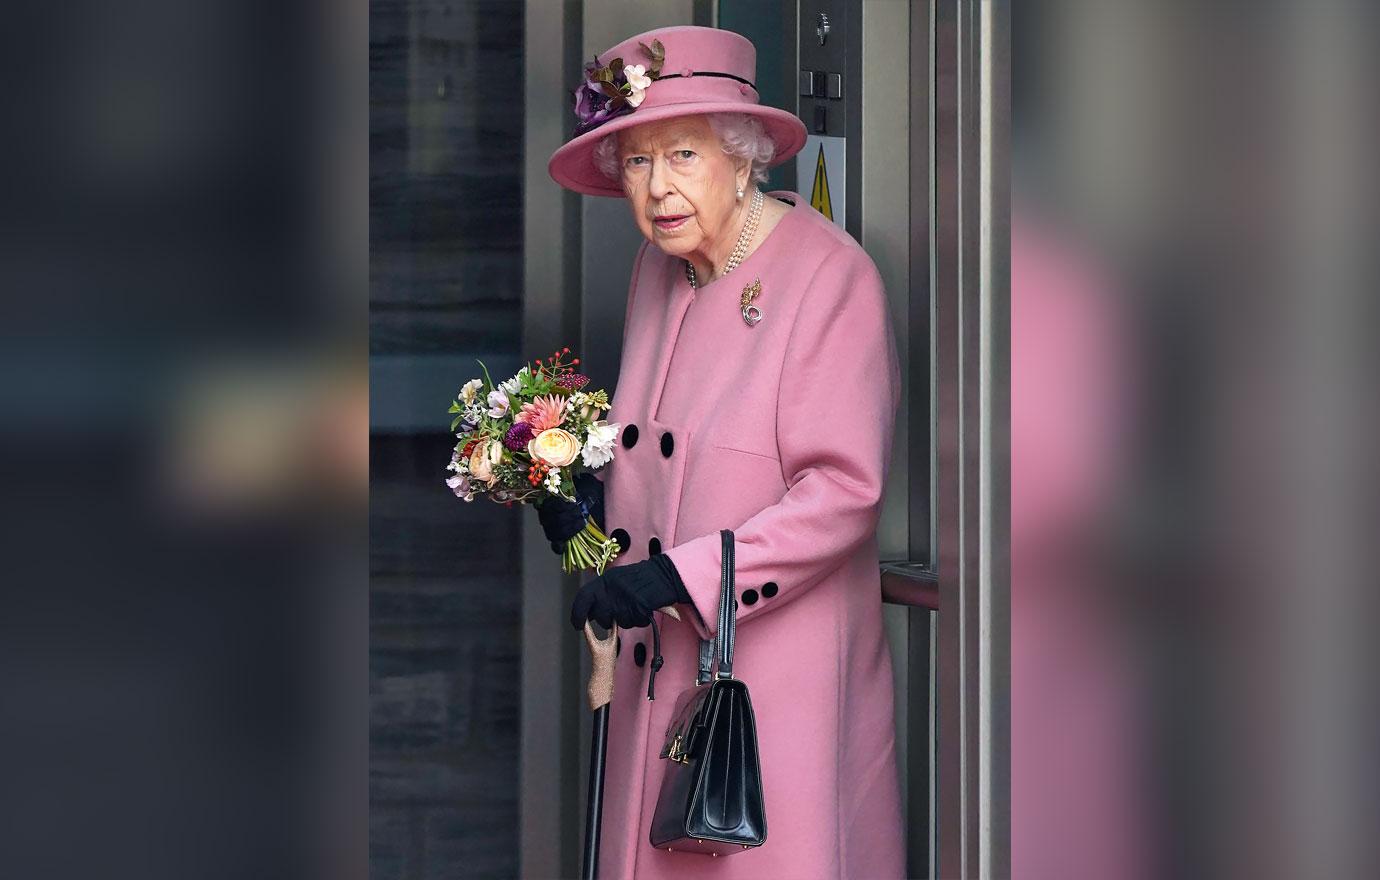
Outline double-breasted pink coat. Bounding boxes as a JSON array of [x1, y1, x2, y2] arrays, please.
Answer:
[[597, 191, 905, 879]]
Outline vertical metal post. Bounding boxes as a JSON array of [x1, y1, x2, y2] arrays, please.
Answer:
[[933, 0, 1008, 876], [979, 3, 1010, 875]]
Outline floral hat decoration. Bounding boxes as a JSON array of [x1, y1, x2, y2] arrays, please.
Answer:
[[572, 39, 667, 136], [549, 25, 808, 198]]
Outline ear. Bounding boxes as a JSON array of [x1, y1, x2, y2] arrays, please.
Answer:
[[735, 158, 752, 194]]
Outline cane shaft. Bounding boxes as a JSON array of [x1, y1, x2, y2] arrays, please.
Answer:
[[582, 704, 609, 880]]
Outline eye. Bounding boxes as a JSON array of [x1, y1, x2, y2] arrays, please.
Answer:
[[624, 156, 648, 168], [674, 149, 696, 160]]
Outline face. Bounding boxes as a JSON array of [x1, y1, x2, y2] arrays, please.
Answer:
[[616, 115, 750, 260]]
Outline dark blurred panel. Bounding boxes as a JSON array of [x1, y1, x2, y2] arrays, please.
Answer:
[[369, 2, 524, 877], [0, 0, 368, 879], [1013, 2, 1380, 879]]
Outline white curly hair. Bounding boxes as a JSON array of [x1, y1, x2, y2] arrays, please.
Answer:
[[591, 112, 777, 187]]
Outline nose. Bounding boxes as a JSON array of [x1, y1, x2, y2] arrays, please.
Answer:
[[647, 156, 673, 201]]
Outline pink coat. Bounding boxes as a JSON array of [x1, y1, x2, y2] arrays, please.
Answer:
[[596, 192, 906, 879]]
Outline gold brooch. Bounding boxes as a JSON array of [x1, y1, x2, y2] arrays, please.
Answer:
[[740, 278, 763, 327]]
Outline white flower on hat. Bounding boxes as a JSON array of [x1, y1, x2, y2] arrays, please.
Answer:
[[624, 64, 651, 107]]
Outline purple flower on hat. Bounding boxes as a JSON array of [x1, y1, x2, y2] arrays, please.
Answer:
[[570, 40, 665, 136], [574, 77, 618, 134]]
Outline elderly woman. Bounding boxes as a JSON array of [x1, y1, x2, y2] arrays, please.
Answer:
[[541, 25, 904, 880]]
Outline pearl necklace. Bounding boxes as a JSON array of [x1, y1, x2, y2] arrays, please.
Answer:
[[684, 188, 764, 289]]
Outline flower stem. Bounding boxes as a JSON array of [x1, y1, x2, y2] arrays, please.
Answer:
[[561, 517, 621, 575]]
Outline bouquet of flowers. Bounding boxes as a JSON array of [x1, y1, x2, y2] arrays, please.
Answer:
[[446, 347, 622, 575]]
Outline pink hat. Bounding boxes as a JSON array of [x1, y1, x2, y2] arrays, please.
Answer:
[[547, 25, 808, 197]]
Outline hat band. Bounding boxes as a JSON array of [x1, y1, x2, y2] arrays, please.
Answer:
[[652, 70, 756, 90]]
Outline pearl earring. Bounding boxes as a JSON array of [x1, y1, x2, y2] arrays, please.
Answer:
[[736, 186, 744, 199]]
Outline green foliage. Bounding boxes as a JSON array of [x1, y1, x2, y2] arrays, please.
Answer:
[[475, 359, 496, 394]]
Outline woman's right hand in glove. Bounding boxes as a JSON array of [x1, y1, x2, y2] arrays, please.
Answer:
[[536, 471, 604, 553]]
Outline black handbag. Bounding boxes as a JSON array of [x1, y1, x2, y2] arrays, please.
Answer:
[[648, 529, 767, 855]]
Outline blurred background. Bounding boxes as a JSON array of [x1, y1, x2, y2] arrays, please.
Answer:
[[1011, 2, 1379, 878], [0, 0, 1375, 878]]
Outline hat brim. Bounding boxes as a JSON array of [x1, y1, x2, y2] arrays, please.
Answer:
[[547, 103, 808, 197]]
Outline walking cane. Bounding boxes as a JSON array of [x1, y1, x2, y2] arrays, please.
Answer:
[[579, 606, 681, 880]]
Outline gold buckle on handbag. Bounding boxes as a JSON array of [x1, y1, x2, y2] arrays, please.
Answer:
[[666, 733, 689, 764]]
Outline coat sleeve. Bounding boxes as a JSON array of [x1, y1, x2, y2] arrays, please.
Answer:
[[663, 245, 902, 639]]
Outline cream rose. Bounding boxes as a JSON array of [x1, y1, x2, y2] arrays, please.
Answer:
[[528, 428, 581, 467]]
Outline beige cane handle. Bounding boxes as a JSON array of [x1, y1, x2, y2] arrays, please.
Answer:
[[582, 607, 683, 710], [583, 621, 618, 711]]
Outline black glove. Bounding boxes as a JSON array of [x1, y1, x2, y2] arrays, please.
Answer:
[[574, 471, 605, 529], [537, 472, 605, 553], [570, 554, 692, 630]]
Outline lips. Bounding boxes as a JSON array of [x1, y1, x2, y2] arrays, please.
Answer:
[[653, 214, 690, 231]]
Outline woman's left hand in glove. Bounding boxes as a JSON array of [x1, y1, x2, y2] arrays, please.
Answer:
[[570, 554, 692, 630]]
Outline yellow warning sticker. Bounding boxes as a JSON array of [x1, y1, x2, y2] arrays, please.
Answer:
[[796, 135, 846, 229], [810, 145, 833, 220]]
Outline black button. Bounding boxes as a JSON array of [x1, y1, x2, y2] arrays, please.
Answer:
[[633, 642, 647, 666], [648, 537, 662, 555], [622, 424, 639, 449], [741, 589, 759, 606], [610, 528, 631, 553], [660, 431, 675, 457], [762, 582, 778, 598]]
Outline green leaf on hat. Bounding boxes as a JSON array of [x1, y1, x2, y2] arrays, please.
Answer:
[[640, 40, 665, 78]]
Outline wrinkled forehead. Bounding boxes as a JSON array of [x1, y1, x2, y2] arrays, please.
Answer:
[[617, 116, 717, 154]]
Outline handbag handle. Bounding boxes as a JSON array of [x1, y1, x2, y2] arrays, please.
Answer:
[[695, 529, 737, 683], [716, 529, 736, 678]]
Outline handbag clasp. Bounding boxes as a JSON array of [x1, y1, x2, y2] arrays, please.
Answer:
[[666, 733, 690, 764]]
